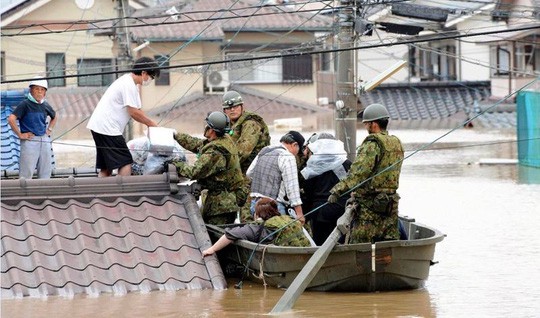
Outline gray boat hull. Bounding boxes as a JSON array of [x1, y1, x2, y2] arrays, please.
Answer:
[[206, 217, 445, 292]]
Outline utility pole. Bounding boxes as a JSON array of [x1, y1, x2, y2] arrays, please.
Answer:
[[334, 0, 359, 161], [117, 0, 134, 140]]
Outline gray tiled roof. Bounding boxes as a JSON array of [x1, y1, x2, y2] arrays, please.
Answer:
[[130, 0, 332, 41], [359, 81, 491, 120], [149, 85, 332, 129], [1, 171, 226, 298], [46, 86, 105, 119], [358, 81, 516, 128]]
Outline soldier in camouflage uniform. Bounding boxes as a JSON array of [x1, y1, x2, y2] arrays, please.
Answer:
[[222, 91, 271, 220], [170, 111, 245, 225], [202, 198, 309, 257], [222, 90, 271, 173], [328, 103, 404, 244]]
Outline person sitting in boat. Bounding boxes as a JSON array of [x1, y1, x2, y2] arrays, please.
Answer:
[[301, 133, 352, 245], [246, 131, 306, 225], [202, 198, 310, 256]]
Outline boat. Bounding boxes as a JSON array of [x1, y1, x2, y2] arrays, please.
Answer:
[[206, 216, 445, 292]]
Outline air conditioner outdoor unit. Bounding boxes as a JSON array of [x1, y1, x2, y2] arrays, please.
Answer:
[[206, 70, 230, 94]]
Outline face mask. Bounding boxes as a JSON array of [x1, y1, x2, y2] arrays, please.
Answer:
[[142, 78, 152, 86]]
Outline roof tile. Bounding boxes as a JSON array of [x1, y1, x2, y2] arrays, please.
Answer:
[[131, 0, 332, 41], [1, 173, 226, 298]]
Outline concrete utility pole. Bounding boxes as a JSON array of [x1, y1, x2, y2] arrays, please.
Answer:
[[117, 0, 134, 140], [334, 0, 359, 161]]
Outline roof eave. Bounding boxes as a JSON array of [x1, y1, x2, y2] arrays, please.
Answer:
[[1, 0, 51, 27]]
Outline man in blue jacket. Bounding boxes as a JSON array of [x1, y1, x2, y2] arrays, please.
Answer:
[[8, 76, 57, 179]]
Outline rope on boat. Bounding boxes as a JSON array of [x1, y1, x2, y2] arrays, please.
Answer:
[[257, 245, 269, 288]]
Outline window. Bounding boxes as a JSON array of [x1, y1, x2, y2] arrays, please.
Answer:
[[408, 43, 456, 81], [514, 43, 539, 76], [440, 45, 456, 81], [227, 52, 312, 84], [490, 40, 540, 78], [283, 55, 312, 83], [0, 51, 5, 82], [154, 55, 170, 85], [320, 51, 334, 72], [490, 45, 510, 76], [77, 58, 116, 86], [46, 53, 66, 87], [409, 46, 417, 77]]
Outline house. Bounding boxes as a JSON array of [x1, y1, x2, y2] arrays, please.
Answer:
[[4, 0, 535, 134], [343, 0, 540, 128], [127, 0, 335, 132], [1, 0, 117, 89], [1, 0, 336, 138]]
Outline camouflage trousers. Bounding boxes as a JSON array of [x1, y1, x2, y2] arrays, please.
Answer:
[[201, 190, 239, 225], [349, 193, 400, 244]]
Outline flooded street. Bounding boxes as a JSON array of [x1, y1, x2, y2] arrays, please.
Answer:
[[2, 128, 540, 317]]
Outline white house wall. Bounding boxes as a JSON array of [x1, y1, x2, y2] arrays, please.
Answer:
[[135, 41, 207, 112], [456, 17, 497, 81], [356, 33, 409, 84]]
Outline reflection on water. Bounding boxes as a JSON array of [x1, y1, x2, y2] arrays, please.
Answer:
[[3, 129, 540, 317]]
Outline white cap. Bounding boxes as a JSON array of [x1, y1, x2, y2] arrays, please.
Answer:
[[29, 76, 48, 90]]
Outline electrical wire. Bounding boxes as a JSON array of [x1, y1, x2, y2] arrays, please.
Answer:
[[3, 23, 539, 85]]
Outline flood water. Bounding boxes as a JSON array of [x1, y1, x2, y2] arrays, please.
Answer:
[[2, 128, 540, 317]]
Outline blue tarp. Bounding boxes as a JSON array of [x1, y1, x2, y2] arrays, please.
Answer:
[[1, 90, 26, 171], [517, 90, 540, 168]]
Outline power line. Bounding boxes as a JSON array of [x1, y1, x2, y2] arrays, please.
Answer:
[[1, 3, 338, 37], [3, 23, 539, 85]]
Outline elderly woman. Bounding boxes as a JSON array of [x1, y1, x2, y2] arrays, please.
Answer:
[[301, 133, 352, 245], [202, 198, 310, 256]]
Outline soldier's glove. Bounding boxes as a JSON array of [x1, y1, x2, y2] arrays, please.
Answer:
[[163, 159, 176, 172], [163, 160, 171, 171], [190, 183, 202, 198], [327, 193, 339, 204]]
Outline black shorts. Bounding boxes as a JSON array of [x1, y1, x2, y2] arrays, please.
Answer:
[[91, 130, 133, 170]]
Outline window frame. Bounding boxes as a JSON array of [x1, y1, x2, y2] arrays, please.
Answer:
[[0, 51, 5, 82], [46, 53, 66, 87], [77, 58, 117, 87], [154, 55, 170, 86], [490, 44, 510, 77], [226, 51, 313, 84], [408, 42, 457, 81]]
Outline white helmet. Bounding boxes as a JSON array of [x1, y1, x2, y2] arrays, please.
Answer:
[[29, 76, 48, 90]]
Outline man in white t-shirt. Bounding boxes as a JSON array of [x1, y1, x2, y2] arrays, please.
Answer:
[[87, 57, 159, 177]]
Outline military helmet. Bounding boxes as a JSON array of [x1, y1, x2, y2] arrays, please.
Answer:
[[222, 90, 243, 109], [29, 76, 48, 90], [362, 103, 389, 123], [205, 111, 231, 135]]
